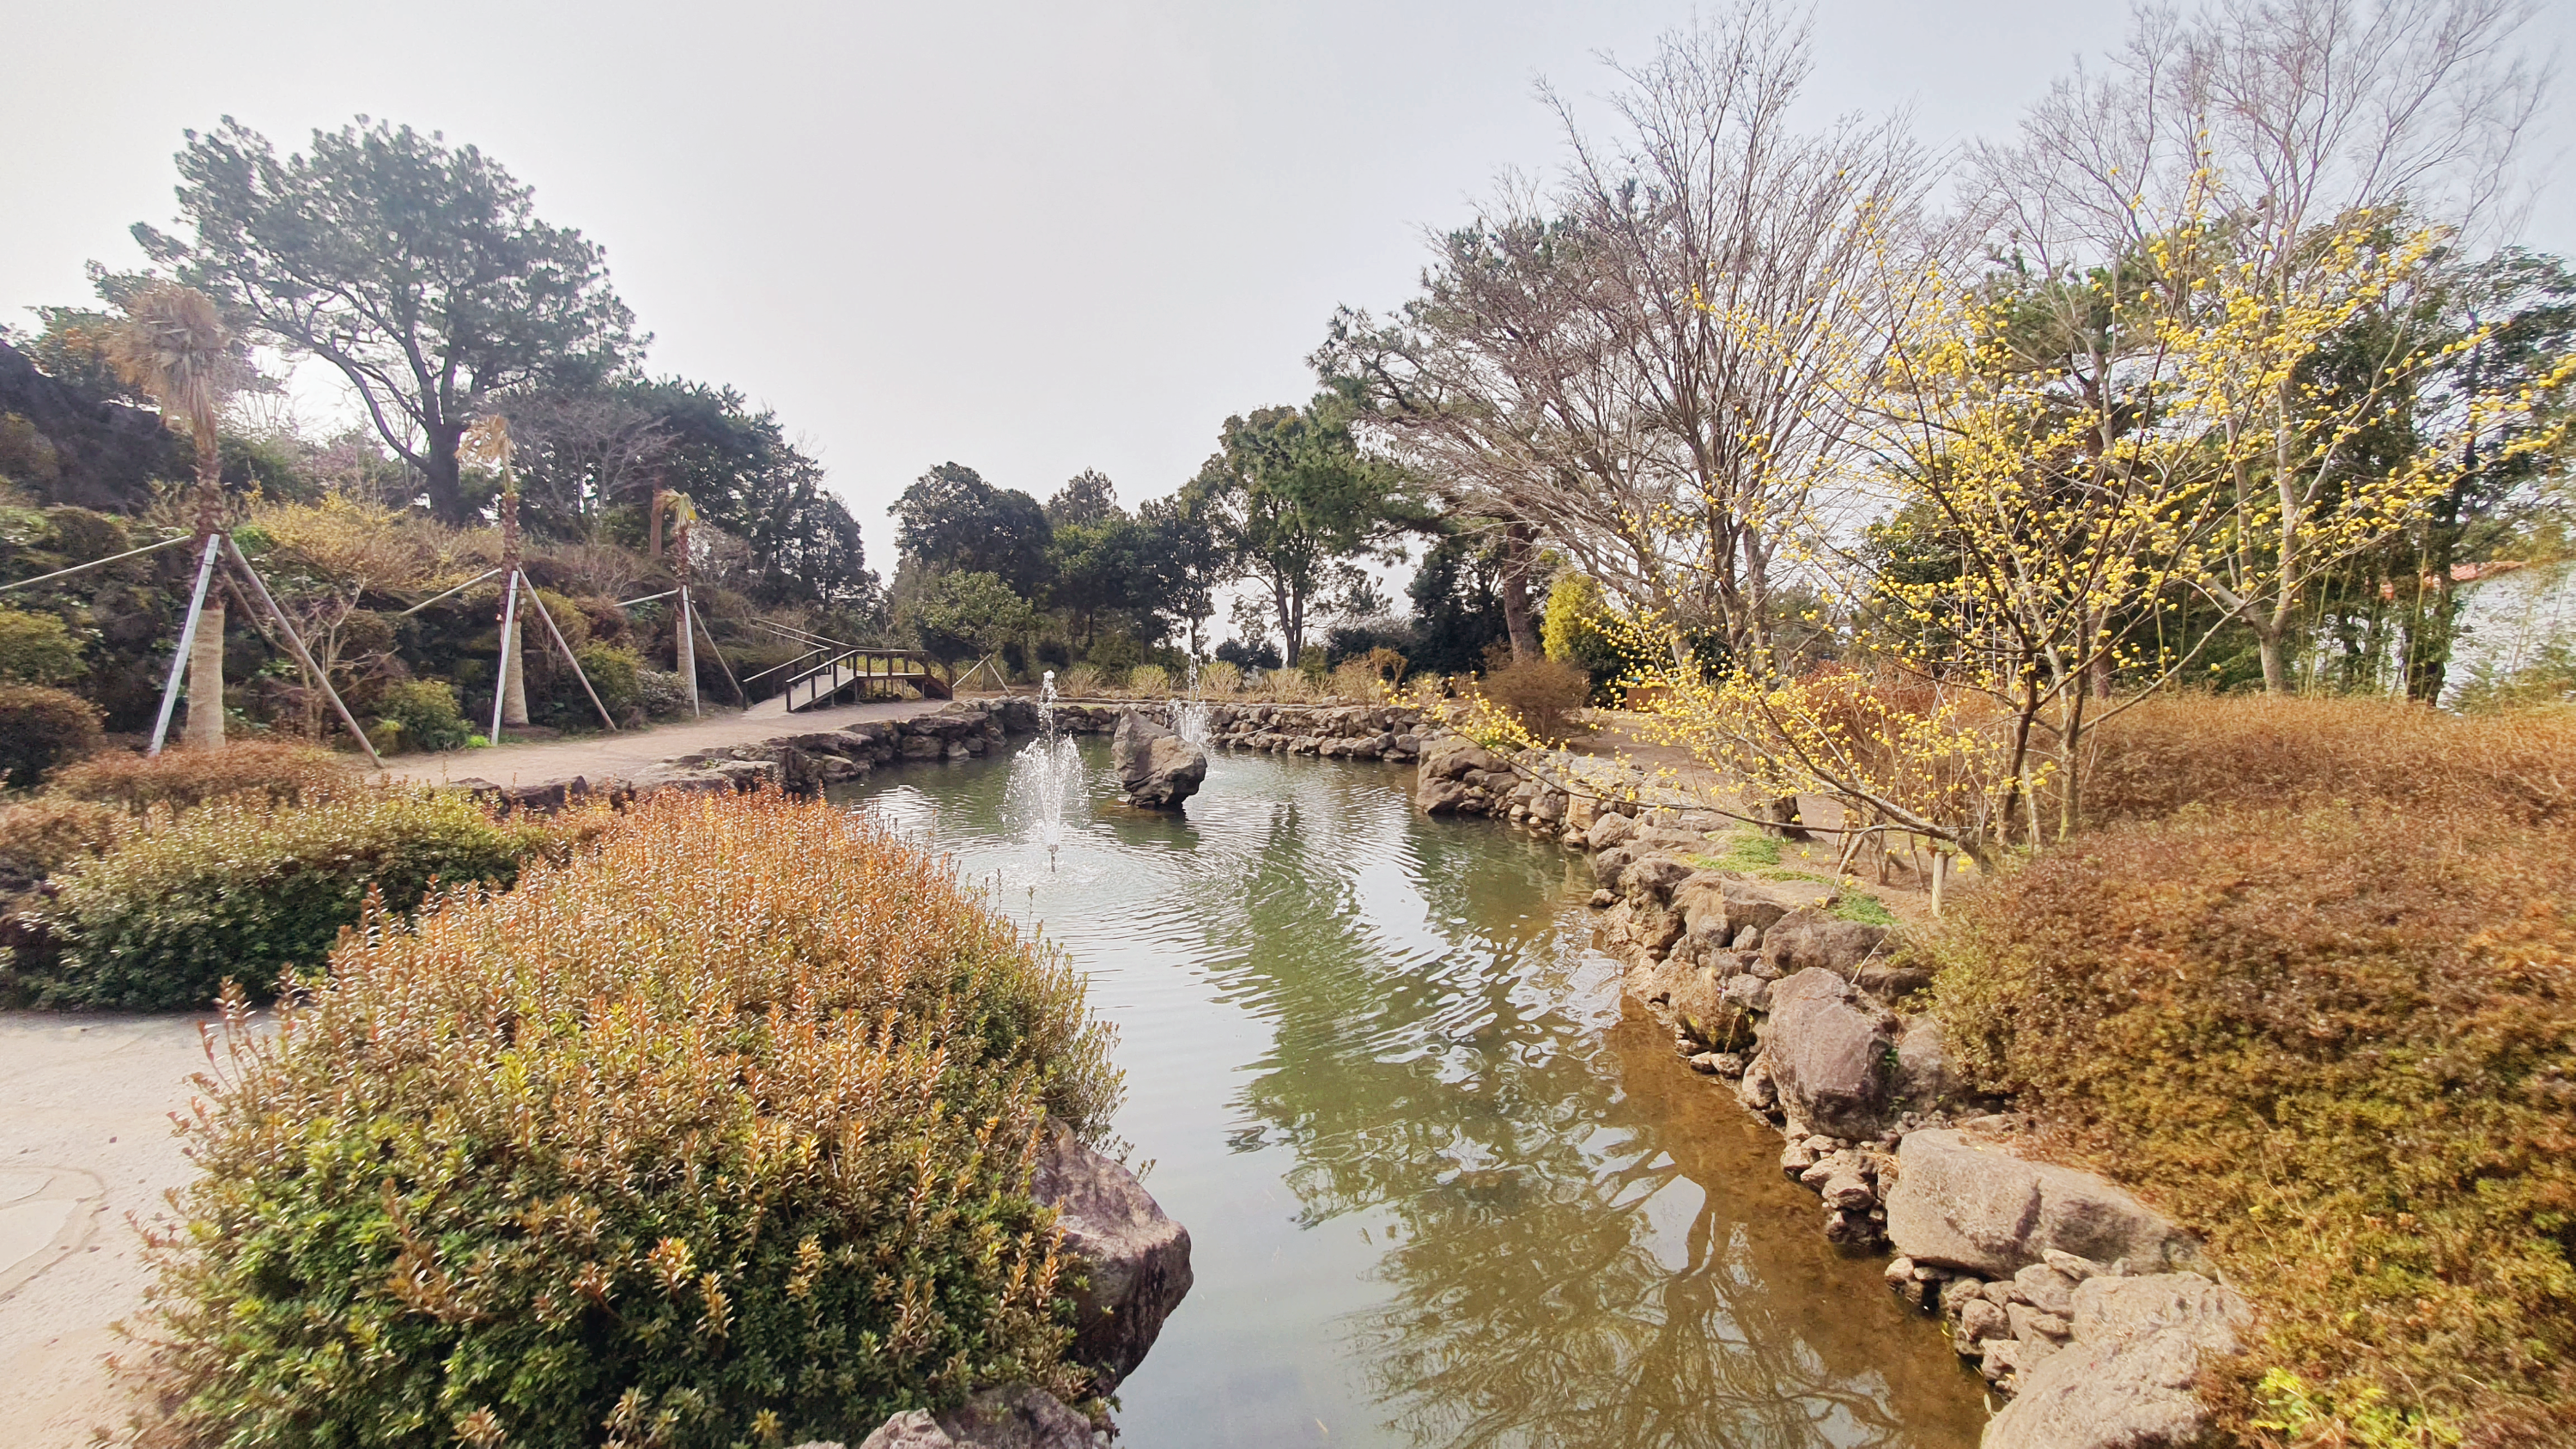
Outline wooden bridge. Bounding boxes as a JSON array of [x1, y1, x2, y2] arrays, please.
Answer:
[[779, 646, 952, 711]]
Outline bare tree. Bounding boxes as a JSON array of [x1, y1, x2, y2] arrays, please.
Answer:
[[501, 389, 671, 540], [1327, 1, 1935, 676]]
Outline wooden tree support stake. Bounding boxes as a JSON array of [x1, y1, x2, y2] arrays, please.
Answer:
[[690, 596, 746, 706], [147, 533, 225, 758], [516, 576, 619, 732], [222, 534, 383, 768]]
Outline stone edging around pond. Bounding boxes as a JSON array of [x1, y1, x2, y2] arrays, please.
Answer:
[[449, 697, 1429, 811], [1412, 732, 2255, 1449]]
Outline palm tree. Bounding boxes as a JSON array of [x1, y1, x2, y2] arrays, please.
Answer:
[[112, 284, 235, 750]]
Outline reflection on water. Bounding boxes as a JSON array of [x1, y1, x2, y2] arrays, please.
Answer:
[[833, 741, 1984, 1449]]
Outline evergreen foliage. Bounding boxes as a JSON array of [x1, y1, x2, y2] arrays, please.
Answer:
[[125, 791, 1119, 1449]]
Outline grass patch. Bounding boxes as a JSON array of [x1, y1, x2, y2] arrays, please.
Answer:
[[1928, 801, 2576, 1447], [1829, 891, 1897, 927], [1708, 829, 1783, 872]]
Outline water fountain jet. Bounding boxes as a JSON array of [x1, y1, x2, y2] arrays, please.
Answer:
[[1005, 669, 1086, 869], [1171, 654, 1212, 749]]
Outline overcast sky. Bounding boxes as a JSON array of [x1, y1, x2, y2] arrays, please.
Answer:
[[6, 0, 2572, 571]]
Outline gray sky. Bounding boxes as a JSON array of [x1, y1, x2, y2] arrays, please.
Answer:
[[6, 0, 2571, 568]]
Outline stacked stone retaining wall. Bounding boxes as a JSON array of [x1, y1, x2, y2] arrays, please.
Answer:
[[1409, 728, 2250, 1449]]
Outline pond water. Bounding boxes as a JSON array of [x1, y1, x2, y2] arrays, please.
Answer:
[[832, 740, 1987, 1449]]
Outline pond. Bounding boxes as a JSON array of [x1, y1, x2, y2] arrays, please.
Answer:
[[833, 738, 1987, 1449]]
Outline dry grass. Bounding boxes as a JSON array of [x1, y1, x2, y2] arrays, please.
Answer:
[[1930, 801, 2576, 1448], [2081, 695, 2576, 831]]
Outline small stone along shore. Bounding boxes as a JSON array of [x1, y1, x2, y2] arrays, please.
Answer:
[[1413, 732, 2254, 1449]]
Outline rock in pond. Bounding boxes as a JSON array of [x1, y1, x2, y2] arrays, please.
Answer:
[[1984, 1272, 2253, 1449], [1761, 968, 1899, 1139], [1112, 709, 1206, 811], [1030, 1121, 1194, 1391], [835, 1385, 1097, 1449], [1885, 1129, 2202, 1277]]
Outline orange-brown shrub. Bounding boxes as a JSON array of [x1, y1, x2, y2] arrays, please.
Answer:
[[48, 740, 353, 813], [0, 795, 125, 899], [1474, 655, 1591, 740], [2081, 694, 2576, 830], [1929, 805, 2576, 1446], [128, 789, 1120, 1449]]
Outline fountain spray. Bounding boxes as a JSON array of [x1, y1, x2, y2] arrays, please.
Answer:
[[1005, 668, 1085, 871], [1173, 654, 1212, 749]]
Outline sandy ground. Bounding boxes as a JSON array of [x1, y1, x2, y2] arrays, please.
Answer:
[[375, 694, 957, 791], [0, 1013, 228, 1448]]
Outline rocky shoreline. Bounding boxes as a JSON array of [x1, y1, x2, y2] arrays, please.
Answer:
[[1413, 732, 2253, 1449]]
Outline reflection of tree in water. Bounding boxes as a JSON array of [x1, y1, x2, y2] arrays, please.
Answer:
[[1176, 770, 1976, 1449]]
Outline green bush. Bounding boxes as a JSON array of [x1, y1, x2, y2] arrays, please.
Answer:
[[376, 679, 471, 753], [131, 789, 1118, 1448], [551, 642, 642, 723], [635, 667, 691, 718], [0, 683, 103, 788], [34, 788, 538, 1009], [1540, 573, 1655, 702], [0, 605, 86, 684]]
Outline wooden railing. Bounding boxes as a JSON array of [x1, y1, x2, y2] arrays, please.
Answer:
[[781, 648, 952, 710]]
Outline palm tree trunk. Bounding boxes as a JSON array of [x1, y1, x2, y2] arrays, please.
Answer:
[[184, 599, 226, 747], [501, 610, 530, 727]]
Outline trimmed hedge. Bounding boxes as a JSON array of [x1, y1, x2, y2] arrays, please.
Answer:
[[34, 788, 540, 1009], [130, 789, 1119, 1449]]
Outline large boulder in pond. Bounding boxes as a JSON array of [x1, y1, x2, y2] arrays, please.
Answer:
[[843, 1385, 1097, 1449], [1984, 1272, 2253, 1449], [1030, 1121, 1194, 1391], [1886, 1129, 2202, 1277], [1112, 709, 1206, 811]]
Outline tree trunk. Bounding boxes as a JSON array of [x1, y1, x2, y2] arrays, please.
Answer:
[[425, 425, 468, 526], [1499, 522, 1540, 661], [2257, 627, 2288, 693], [500, 610, 529, 727], [184, 600, 226, 748], [1277, 581, 1303, 670]]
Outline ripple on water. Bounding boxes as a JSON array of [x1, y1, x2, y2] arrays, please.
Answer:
[[832, 739, 1986, 1449]]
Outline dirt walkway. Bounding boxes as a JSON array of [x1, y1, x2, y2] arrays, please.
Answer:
[[0, 1013, 223, 1448], [376, 695, 959, 791]]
